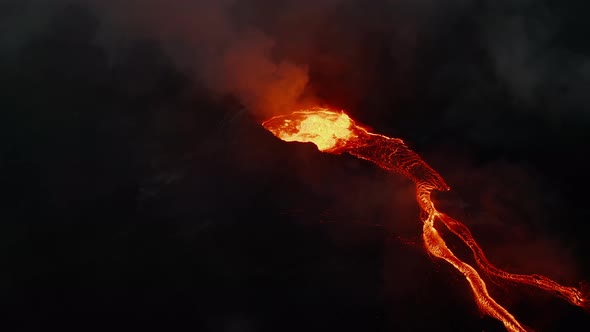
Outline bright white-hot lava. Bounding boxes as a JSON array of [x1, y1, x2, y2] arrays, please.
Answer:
[[263, 109, 356, 152], [262, 107, 589, 332]]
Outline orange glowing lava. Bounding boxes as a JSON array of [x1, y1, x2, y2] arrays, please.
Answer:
[[262, 107, 589, 332]]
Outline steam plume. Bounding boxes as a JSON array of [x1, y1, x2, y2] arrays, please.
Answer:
[[87, 0, 311, 119]]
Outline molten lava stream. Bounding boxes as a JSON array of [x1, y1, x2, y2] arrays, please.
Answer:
[[437, 213, 590, 310], [262, 107, 589, 332]]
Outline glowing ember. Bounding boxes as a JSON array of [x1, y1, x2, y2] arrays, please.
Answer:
[[262, 107, 589, 332]]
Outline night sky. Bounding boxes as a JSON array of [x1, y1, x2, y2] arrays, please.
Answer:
[[2, 1, 590, 331]]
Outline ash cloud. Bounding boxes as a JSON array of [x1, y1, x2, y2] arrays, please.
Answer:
[[0, 1, 66, 57], [480, 0, 590, 112], [86, 0, 315, 119], [76, 0, 459, 118], [8, 0, 590, 123], [5, 0, 590, 122]]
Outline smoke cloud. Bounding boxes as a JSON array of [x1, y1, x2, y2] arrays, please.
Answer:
[[4, 0, 590, 122], [84, 0, 316, 119]]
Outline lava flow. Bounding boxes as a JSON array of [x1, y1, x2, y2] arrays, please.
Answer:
[[262, 107, 589, 332]]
